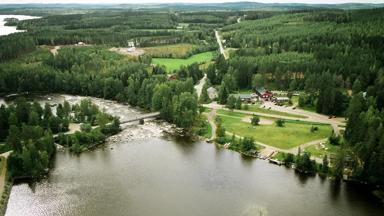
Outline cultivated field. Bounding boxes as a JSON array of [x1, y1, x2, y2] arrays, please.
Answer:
[[152, 51, 215, 72], [143, 43, 197, 58]]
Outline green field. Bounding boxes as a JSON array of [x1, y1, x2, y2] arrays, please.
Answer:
[[242, 104, 307, 119], [152, 51, 215, 72], [217, 110, 332, 149], [305, 142, 340, 158]]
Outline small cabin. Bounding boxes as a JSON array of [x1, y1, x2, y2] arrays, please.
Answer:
[[207, 87, 218, 100]]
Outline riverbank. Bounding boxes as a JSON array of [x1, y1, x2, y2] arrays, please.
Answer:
[[0, 156, 12, 216]]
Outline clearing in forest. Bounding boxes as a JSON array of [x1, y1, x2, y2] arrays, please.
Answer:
[[152, 51, 214, 72], [143, 43, 197, 58]]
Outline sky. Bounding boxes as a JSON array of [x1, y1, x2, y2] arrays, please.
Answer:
[[1, 0, 384, 5]]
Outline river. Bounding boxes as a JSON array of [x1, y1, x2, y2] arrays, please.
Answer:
[[0, 15, 40, 36], [3, 95, 384, 216]]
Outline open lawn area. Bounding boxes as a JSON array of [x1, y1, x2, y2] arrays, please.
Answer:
[[217, 110, 333, 149], [242, 104, 307, 119], [305, 142, 340, 158], [152, 51, 214, 72], [143, 43, 197, 58]]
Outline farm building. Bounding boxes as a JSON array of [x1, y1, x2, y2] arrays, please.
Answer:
[[238, 93, 258, 103], [256, 88, 273, 100]]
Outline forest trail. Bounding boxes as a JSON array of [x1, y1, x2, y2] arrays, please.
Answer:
[[194, 74, 207, 98], [214, 30, 228, 59]]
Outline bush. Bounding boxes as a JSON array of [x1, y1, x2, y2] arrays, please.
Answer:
[[310, 126, 318, 133], [275, 119, 285, 127], [251, 115, 260, 126], [283, 153, 295, 165], [329, 133, 340, 145]]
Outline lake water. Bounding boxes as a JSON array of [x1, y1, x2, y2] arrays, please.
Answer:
[[0, 15, 40, 36], [4, 95, 384, 216]]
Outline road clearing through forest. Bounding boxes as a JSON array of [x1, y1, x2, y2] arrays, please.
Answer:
[[214, 30, 228, 59]]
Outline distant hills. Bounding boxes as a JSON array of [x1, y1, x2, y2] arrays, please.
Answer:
[[0, 1, 383, 11]]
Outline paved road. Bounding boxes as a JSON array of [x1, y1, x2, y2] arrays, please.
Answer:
[[214, 30, 228, 59]]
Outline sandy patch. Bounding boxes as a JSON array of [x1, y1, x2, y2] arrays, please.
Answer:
[[67, 123, 81, 134]]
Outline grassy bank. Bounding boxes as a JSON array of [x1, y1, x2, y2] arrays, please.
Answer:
[[0, 156, 12, 216], [305, 142, 340, 158]]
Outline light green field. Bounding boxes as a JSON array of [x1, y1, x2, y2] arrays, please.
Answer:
[[305, 142, 340, 158], [243, 104, 307, 119], [217, 110, 332, 149], [152, 51, 215, 72]]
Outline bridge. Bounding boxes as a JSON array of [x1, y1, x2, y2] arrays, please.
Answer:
[[120, 112, 161, 124]]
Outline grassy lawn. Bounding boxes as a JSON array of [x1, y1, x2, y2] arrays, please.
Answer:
[[217, 110, 333, 149], [143, 43, 197, 58], [272, 152, 286, 161], [305, 142, 340, 158], [203, 122, 212, 139], [242, 104, 307, 119], [291, 95, 299, 106], [152, 51, 215, 72], [203, 107, 212, 113]]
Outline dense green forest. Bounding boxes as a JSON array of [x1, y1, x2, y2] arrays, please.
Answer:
[[211, 9, 383, 115], [0, 98, 119, 178]]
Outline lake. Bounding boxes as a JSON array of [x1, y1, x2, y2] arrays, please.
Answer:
[[0, 15, 40, 36], [3, 95, 384, 216]]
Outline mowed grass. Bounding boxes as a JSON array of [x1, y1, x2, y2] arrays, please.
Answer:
[[217, 110, 332, 149], [305, 142, 340, 158], [152, 51, 215, 72], [243, 104, 307, 119], [143, 43, 197, 58]]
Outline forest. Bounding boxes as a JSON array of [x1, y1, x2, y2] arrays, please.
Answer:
[[0, 98, 119, 178]]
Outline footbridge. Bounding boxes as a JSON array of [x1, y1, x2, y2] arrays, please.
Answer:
[[120, 112, 161, 124]]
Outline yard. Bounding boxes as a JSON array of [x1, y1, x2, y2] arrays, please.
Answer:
[[217, 110, 333, 149], [152, 51, 215, 72]]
